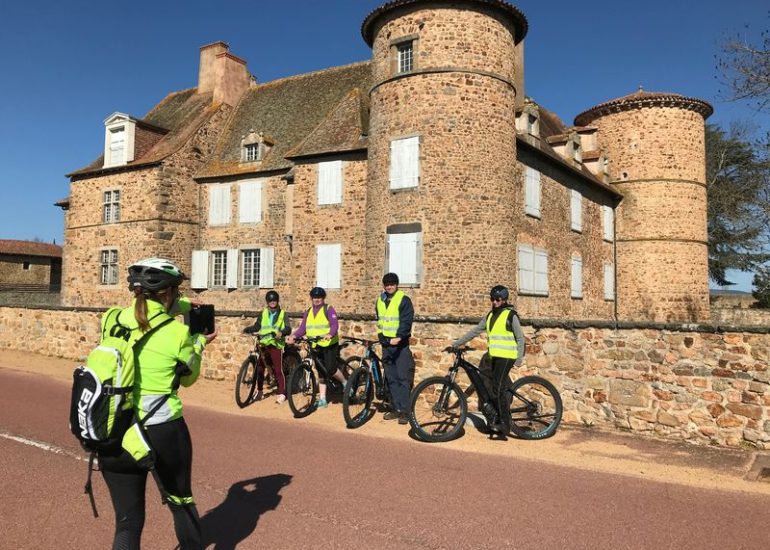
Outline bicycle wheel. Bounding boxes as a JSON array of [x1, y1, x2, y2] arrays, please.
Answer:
[[409, 376, 467, 442], [505, 375, 562, 439], [235, 356, 258, 408], [287, 361, 317, 418], [343, 364, 374, 428]]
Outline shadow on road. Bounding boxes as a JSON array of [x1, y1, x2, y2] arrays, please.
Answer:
[[200, 473, 292, 549]]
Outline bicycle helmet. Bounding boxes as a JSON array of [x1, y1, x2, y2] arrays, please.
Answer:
[[127, 257, 187, 292], [265, 290, 280, 303], [309, 287, 326, 298], [490, 285, 509, 301], [382, 272, 399, 286]]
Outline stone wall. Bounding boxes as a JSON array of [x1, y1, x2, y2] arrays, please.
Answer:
[[712, 307, 770, 327], [0, 255, 53, 286], [3, 305, 769, 450]]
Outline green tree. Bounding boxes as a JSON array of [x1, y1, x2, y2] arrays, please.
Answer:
[[752, 267, 770, 307], [706, 123, 770, 286]]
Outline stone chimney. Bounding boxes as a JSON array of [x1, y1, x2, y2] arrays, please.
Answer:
[[197, 41, 250, 107], [514, 40, 525, 108]]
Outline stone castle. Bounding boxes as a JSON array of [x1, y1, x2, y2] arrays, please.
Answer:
[[60, 0, 713, 323]]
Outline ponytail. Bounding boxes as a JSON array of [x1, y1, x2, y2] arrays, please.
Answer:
[[134, 292, 151, 332]]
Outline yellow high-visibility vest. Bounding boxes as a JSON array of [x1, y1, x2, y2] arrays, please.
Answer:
[[377, 290, 405, 338], [486, 308, 519, 359]]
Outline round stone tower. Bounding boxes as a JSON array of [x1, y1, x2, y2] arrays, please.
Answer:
[[574, 90, 713, 322], [361, 0, 528, 316]]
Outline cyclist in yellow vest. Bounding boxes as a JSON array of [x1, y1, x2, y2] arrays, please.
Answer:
[[242, 290, 292, 403], [286, 287, 346, 408], [98, 258, 217, 550], [450, 285, 525, 434], [376, 272, 415, 425]]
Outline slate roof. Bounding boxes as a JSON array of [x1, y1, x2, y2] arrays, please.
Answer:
[[196, 61, 372, 179], [0, 240, 62, 258], [361, 0, 528, 46], [574, 89, 713, 127], [67, 88, 218, 179]]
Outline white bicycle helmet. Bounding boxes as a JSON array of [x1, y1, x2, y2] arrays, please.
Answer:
[[127, 257, 187, 292]]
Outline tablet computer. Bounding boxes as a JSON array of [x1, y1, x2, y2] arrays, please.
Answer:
[[188, 304, 215, 335]]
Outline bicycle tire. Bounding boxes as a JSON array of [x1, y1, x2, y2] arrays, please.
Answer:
[[342, 364, 375, 428], [235, 356, 258, 408], [287, 361, 317, 418], [505, 375, 562, 439], [409, 376, 468, 442]]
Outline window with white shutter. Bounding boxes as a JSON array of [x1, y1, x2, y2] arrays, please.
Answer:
[[317, 161, 343, 205], [571, 255, 583, 298], [208, 184, 231, 226], [226, 249, 239, 289], [241, 249, 260, 287], [603, 205, 614, 242], [604, 263, 615, 301], [518, 244, 548, 296], [316, 244, 342, 289], [108, 127, 125, 166], [386, 230, 422, 285], [389, 136, 419, 190], [191, 250, 209, 289], [239, 180, 262, 224], [524, 167, 541, 218], [258, 247, 274, 288], [570, 190, 582, 232]]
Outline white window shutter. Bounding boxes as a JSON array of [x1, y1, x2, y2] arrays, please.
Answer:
[[226, 249, 239, 288], [534, 248, 549, 294], [404, 136, 419, 188], [571, 256, 582, 298], [316, 244, 342, 289], [259, 247, 274, 288], [318, 161, 342, 205], [571, 190, 582, 232], [603, 205, 614, 242], [239, 180, 262, 224], [388, 233, 419, 285], [525, 167, 541, 217], [209, 185, 231, 225], [191, 250, 209, 289], [517, 245, 534, 293], [604, 264, 615, 300]]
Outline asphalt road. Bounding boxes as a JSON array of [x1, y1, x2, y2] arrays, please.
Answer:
[[1, 367, 768, 549]]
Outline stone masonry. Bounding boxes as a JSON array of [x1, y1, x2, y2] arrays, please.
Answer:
[[4, 304, 769, 450]]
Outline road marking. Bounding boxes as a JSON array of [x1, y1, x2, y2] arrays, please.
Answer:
[[0, 431, 87, 462]]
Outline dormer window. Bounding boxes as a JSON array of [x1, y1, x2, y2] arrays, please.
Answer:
[[241, 129, 272, 163], [571, 140, 582, 163], [244, 144, 260, 162], [515, 103, 540, 138], [103, 113, 136, 168]]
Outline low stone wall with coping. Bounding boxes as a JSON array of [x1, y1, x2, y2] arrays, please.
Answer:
[[1, 305, 768, 449]]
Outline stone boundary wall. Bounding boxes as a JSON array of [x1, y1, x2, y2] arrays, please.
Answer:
[[711, 307, 770, 327], [0, 291, 61, 308], [1, 305, 769, 450]]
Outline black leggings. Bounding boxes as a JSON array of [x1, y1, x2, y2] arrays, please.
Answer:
[[99, 418, 201, 550]]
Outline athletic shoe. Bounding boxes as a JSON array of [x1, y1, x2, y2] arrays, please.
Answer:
[[275, 394, 286, 404], [383, 411, 400, 421], [398, 413, 409, 425], [317, 398, 328, 409]]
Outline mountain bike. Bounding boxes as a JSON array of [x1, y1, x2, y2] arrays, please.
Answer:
[[409, 346, 562, 442], [286, 337, 354, 418], [341, 336, 391, 428], [235, 336, 302, 408]]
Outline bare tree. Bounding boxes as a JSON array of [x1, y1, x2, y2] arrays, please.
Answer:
[[718, 20, 770, 111]]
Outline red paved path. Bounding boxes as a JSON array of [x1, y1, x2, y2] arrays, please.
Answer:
[[1, 367, 768, 549]]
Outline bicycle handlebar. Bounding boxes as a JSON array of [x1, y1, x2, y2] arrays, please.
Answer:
[[341, 336, 378, 347], [444, 345, 475, 354]]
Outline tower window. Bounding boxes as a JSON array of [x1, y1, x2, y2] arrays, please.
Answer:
[[397, 42, 413, 73]]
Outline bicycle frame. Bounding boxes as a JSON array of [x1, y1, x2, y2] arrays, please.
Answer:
[[445, 349, 497, 416], [343, 337, 387, 399], [295, 337, 347, 386]]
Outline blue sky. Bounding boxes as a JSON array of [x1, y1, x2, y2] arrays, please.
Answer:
[[0, 0, 767, 291]]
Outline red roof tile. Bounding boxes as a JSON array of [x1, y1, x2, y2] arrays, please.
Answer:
[[0, 240, 62, 258]]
